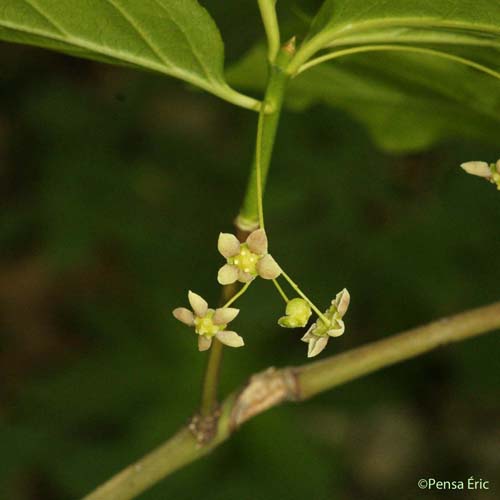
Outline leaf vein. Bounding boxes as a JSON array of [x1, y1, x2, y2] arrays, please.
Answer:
[[0, 19, 208, 91], [21, 0, 68, 36], [104, 0, 173, 69], [150, 0, 213, 82]]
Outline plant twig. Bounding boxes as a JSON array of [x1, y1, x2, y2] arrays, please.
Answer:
[[200, 43, 295, 420], [83, 300, 500, 500], [200, 338, 225, 416], [236, 39, 295, 230]]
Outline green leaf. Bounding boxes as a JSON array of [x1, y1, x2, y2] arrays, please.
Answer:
[[228, 44, 500, 152], [291, 0, 500, 71], [229, 1, 500, 152], [0, 0, 259, 110]]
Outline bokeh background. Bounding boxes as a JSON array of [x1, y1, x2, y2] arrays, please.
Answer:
[[1, 2, 499, 499]]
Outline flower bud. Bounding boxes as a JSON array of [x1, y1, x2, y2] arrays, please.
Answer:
[[460, 161, 491, 178], [278, 298, 312, 328]]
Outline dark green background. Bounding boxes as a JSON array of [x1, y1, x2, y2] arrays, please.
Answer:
[[1, 3, 499, 499]]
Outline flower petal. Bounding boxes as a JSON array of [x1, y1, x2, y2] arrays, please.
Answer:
[[334, 288, 350, 317], [213, 307, 240, 325], [198, 335, 212, 352], [460, 161, 491, 178], [188, 290, 208, 317], [301, 327, 315, 342], [496, 159, 500, 170], [172, 307, 195, 326], [278, 316, 299, 328], [246, 228, 268, 255], [238, 269, 254, 283], [218, 233, 240, 258], [217, 264, 239, 285], [308, 335, 328, 358], [328, 319, 345, 337], [216, 330, 244, 348], [256, 254, 281, 280]]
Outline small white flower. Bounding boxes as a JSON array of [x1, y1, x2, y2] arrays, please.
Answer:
[[217, 229, 281, 285], [173, 291, 244, 351], [461, 160, 500, 190], [301, 288, 350, 358]]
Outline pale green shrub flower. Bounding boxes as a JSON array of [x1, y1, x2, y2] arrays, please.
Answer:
[[173, 291, 244, 351], [301, 288, 350, 358], [278, 298, 312, 328], [461, 160, 500, 190], [217, 229, 281, 285]]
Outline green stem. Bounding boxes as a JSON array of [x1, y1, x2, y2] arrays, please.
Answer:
[[298, 300, 500, 398], [200, 41, 294, 413], [258, 0, 281, 63], [255, 109, 266, 228], [81, 397, 236, 500], [200, 339, 224, 416], [199, 246, 253, 417], [272, 278, 290, 303], [223, 281, 252, 308], [199, 279, 239, 417], [237, 39, 295, 230], [81, 429, 202, 500]]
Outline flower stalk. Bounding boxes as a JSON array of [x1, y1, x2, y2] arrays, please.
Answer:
[[258, 0, 280, 63], [280, 269, 330, 325], [237, 38, 296, 230], [198, 40, 297, 418], [272, 278, 290, 303]]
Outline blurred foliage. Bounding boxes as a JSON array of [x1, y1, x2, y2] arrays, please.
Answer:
[[0, 4, 499, 499]]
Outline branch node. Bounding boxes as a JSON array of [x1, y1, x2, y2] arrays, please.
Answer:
[[230, 367, 300, 429], [188, 408, 221, 446]]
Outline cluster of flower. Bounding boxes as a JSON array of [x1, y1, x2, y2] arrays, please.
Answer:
[[173, 228, 349, 358]]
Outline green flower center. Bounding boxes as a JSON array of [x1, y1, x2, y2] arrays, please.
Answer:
[[194, 310, 226, 337], [229, 244, 260, 275], [312, 322, 329, 337], [312, 308, 341, 336]]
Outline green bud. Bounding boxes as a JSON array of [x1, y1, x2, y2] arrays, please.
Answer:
[[278, 298, 312, 329]]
